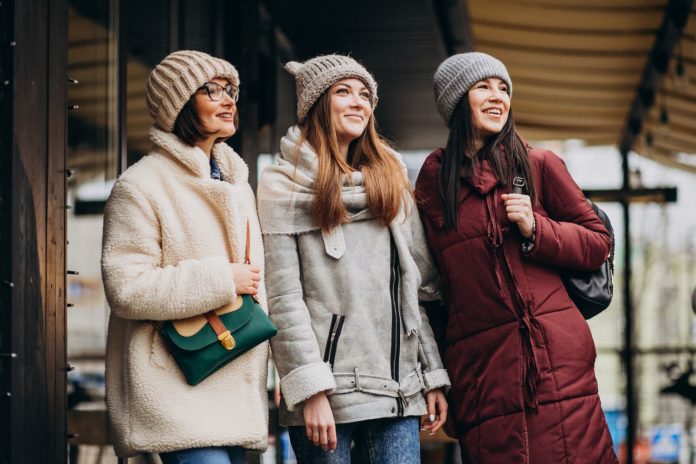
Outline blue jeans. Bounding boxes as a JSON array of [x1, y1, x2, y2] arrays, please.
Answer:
[[159, 446, 246, 464], [289, 416, 420, 464]]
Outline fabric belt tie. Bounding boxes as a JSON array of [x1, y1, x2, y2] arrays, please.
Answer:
[[331, 365, 427, 399]]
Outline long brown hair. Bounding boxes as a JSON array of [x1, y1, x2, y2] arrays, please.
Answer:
[[300, 88, 410, 232]]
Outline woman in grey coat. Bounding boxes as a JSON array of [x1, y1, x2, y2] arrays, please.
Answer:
[[258, 54, 450, 464]]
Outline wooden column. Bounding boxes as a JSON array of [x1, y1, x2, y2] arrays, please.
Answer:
[[0, 0, 15, 459], [3, 0, 68, 462]]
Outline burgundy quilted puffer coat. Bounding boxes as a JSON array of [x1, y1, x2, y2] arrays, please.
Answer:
[[415, 147, 617, 464]]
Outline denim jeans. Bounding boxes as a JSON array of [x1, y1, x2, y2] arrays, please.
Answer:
[[159, 446, 246, 464], [289, 416, 420, 464]]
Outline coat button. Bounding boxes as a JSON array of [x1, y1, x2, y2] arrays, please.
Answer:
[[391, 407, 395, 413]]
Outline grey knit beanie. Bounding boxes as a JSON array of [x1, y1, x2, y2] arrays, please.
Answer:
[[146, 50, 240, 132], [433, 52, 512, 126], [285, 54, 378, 123]]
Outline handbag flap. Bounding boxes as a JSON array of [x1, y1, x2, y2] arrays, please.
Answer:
[[162, 295, 257, 351], [172, 296, 244, 337]]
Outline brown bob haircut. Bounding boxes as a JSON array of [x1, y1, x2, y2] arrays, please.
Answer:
[[172, 91, 239, 147], [299, 83, 410, 232]]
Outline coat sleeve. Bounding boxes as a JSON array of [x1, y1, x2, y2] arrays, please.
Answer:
[[263, 233, 336, 412], [525, 151, 611, 271], [101, 179, 236, 320], [408, 208, 451, 391]]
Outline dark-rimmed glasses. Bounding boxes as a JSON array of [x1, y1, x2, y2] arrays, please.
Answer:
[[197, 82, 239, 102]]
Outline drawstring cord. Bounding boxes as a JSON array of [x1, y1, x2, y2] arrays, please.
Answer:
[[485, 194, 504, 248], [485, 189, 541, 412], [520, 312, 542, 412], [485, 193, 511, 305]]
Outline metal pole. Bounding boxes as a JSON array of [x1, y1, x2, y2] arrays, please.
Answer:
[[621, 148, 636, 464]]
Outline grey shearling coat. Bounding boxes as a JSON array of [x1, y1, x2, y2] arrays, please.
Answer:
[[263, 214, 450, 426], [258, 129, 450, 426]]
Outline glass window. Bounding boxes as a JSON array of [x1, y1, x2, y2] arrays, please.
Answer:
[[66, 1, 120, 461]]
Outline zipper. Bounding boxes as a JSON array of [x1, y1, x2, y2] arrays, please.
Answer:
[[323, 314, 345, 370], [389, 234, 404, 416]]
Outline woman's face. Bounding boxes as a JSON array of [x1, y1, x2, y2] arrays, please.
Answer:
[[194, 77, 237, 140], [329, 78, 372, 146], [468, 77, 510, 140]]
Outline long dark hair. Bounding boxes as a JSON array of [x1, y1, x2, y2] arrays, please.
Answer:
[[438, 96, 537, 230]]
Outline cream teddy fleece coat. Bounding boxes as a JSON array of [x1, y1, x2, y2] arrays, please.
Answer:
[[101, 127, 269, 457]]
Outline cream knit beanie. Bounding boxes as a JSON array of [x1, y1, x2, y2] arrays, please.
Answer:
[[285, 54, 378, 123], [434, 52, 512, 126], [146, 50, 240, 132]]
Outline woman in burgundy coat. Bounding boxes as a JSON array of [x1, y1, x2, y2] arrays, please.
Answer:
[[415, 52, 618, 463]]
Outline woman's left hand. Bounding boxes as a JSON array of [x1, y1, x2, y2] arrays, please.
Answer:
[[422, 389, 448, 435], [501, 193, 534, 239]]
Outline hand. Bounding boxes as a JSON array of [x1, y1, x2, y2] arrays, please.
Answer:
[[501, 193, 534, 239], [303, 392, 337, 451], [230, 263, 260, 295], [422, 389, 448, 435]]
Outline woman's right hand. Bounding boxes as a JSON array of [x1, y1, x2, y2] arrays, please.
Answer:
[[303, 391, 337, 452], [230, 263, 260, 295]]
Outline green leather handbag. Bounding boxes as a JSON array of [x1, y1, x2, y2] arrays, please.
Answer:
[[161, 294, 277, 386], [160, 221, 277, 386]]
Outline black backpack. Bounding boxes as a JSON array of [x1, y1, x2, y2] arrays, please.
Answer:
[[559, 199, 615, 319]]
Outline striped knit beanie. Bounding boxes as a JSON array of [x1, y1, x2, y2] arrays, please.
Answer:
[[434, 52, 512, 126], [285, 54, 378, 123], [146, 50, 240, 132]]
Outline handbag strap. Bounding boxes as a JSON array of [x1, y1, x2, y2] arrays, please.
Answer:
[[245, 219, 251, 265], [200, 218, 253, 351]]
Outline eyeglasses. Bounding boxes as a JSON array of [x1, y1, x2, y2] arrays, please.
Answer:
[[197, 82, 239, 102]]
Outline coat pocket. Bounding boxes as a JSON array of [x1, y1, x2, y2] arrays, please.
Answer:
[[322, 314, 346, 370], [149, 326, 174, 369]]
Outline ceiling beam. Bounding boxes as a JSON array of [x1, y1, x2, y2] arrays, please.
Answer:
[[618, 0, 694, 157], [432, 0, 475, 55]]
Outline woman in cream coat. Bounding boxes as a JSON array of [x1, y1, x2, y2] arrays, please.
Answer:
[[101, 50, 268, 464]]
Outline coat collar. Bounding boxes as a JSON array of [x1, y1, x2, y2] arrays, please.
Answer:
[[418, 147, 500, 197], [149, 126, 249, 184], [462, 159, 499, 196]]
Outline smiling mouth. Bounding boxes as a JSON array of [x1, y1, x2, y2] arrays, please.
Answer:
[[216, 113, 235, 120], [483, 108, 502, 116], [345, 114, 364, 121]]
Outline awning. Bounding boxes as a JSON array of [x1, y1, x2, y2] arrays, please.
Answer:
[[269, 0, 696, 172]]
